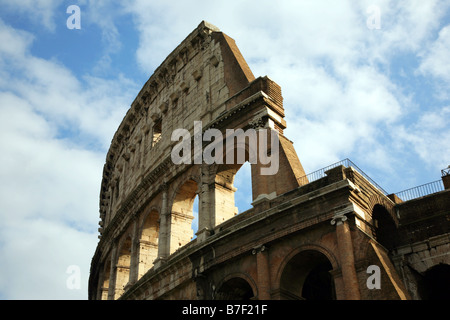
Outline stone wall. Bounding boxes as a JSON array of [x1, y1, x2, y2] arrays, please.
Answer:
[[89, 21, 449, 301]]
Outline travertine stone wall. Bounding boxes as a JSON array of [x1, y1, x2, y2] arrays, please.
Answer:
[[90, 21, 449, 301], [90, 21, 308, 299]]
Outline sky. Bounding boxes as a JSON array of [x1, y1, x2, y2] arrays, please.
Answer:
[[0, 0, 449, 300]]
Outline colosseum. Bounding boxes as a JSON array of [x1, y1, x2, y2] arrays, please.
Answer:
[[88, 21, 450, 301]]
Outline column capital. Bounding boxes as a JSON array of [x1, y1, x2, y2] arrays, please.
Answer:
[[153, 256, 167, 269], [249, 117, 266, 130], [331, 203, 355, 226], [252, 244, 268, 255], [331, 213, 347, 226], [160, 181, 168, 192]]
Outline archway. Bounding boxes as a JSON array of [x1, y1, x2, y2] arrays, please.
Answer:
[[138, 209, 159, 278], [215, 277, 255, 300], [191, 195, 199, 238], [233, 161, 253, 214], [115, 235, 132, 299], [171, 179, 197, 253], [418, 263, 450, 300], [214, 162, 245, 225], [213, 134, 255, 224], [100, 260, 111, 300], [279, 250, 335, 300], [372, 204, 398, 251]]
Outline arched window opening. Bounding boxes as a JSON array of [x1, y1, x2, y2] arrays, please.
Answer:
[[115, 236, 132, 299], [214, 160, 253, 226], [191, 195, 199, 239], [372, 205, 398, 251], [301, 260, 334, 300], [418, 264, 450, 300], [171, 179, 197, 253], [100, 260, 111, 300], [152, 118, 162, 147], [280, 250, 335, 300], [215, 277, 254, 300], [138, 209, 159, 278], [233, 161, 253, 214]]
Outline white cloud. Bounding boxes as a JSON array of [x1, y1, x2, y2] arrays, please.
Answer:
[[0, 19, 137, 150], [1, 0, 449, 300], [394, 106, 450, 170], [0, 22, 34, 58], [355, 0, 449, 64], [118, 0, 449, 189], [233, 162, 252, 213], [0, 18, 137, 299], [0, 0, 63, 31], [419, 24, 450, 91], [0, 83, 104, 300], [0, 218, 97, 299]]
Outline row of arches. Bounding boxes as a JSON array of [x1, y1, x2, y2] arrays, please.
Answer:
[[99, 247, 337, 300], [98, 161, 253, 300], [211, 201, 447, 301], [215, 256, 450, 300], [215, 249, 335, 300], [95, 126, 305, 299], [97, 175, 399, 300], [100, 207, 160, 300], [98, 186, 449, 300]]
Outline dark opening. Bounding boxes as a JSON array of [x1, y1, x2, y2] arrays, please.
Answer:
[[302, 261, 334, 300], [215, 277, 254, 300], [152, 119, 162, 147], [418, 264, 450, 300], [372, 205, 398, 251], [280, 250, 335, 300]]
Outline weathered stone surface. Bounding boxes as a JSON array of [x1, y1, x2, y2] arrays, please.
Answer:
[[89, 21, 450, 301]]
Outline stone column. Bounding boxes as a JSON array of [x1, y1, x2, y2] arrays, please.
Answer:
[[129, 219, 139, 284], [155, 183, 169, 267], [252, 245, 271, 300], [196, 166, 214, 242], [98, 265, 109, 300], [331, 211, 361, 300], [107, 244, 118, 300]]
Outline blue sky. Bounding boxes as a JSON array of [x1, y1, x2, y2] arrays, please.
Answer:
[[0, 0, 449, 299]]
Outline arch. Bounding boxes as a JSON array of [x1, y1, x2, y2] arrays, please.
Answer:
[[138, 208, 160, 278], [212, 135, 255, 226], [100, 258, 111, 300], [372, 204, 398, 251], [276, 244, 339, 281], [233, 161, 253, 213], [367, 194, 398, 226], [191, 194, 200, 237], [277, 246, 338, 300], [215, 273, 257, 300], [169, 175, 201, 208], [170, 178, 199, 253], [115, 234, 132, 299], [213, 162, 243, 225], [418, 263, 450, 300]]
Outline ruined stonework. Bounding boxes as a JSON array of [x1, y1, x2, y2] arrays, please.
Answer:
[[89, 21, 450, 300]]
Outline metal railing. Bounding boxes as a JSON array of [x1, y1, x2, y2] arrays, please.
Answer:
[[394, 180, 444, 202], [298, 159, 388, 195], [297, 159, 446, 202], [442, 166, 450, 177]]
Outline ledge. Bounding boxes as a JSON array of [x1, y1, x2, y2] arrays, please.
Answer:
[[119, 178, 356, 299]]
